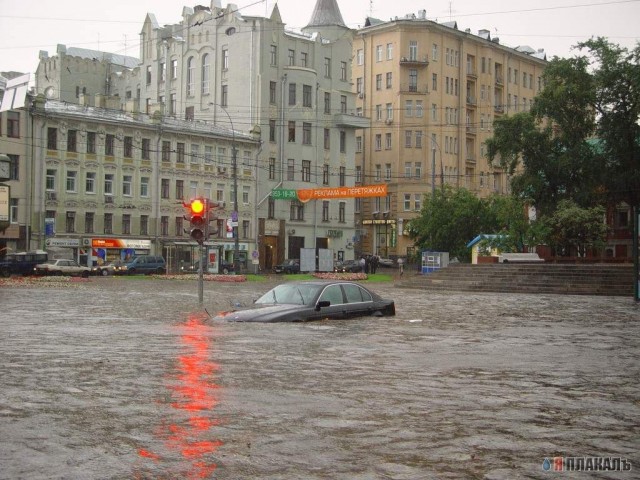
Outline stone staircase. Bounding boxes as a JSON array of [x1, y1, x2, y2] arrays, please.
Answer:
[[396, 263, 635, 296]]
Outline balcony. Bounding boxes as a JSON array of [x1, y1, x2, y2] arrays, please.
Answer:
[[466, 125, 476, 135], [495, 74, 503, 85], [399, 83, 429, 94], [494, 104, 505, 114], [400, 56, 429, 67], [466, 96, 477, 106], [466, 67, 477, 79], [333, 113, 371, 129]]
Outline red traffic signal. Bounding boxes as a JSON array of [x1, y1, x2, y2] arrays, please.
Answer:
[[188, 198, 207, 244]]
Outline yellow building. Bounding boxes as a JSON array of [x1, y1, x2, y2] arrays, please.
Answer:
[[352, 12, 547, 260]]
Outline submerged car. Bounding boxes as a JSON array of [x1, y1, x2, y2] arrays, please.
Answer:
[[212, 281, 395, 323], [273, 259, 300, 274], [34, 259, 91, 277], [93, 260, 125, 276]]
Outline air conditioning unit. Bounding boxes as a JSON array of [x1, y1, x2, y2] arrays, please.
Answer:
[[217, 167, 227, 174], [82, 238, 91, 246], [287, 229, 296, 235], [46, 192, 57, 201], [105, 196, 114, 203]]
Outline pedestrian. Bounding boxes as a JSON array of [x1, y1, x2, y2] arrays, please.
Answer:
[[397, 257, 404, 276], [359, 256, 366, 273], [371, 255, 379, 274]]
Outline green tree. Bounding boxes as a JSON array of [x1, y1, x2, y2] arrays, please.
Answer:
[[407, 186, 487, 262], [542, 200, 609, 256]]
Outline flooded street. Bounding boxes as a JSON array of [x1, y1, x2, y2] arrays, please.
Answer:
[[1, 277, 638, 479]]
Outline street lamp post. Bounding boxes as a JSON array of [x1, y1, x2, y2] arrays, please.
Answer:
[[210, 103, 240, 274]]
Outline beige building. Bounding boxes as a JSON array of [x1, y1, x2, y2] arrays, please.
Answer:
[[353, 12, 547, 260]]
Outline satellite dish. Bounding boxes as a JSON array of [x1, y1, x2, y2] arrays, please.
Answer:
[[45, 86, 56, 99]]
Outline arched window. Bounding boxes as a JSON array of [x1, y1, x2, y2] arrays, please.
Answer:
[[187, 57, 195, 96], [202, 54, 210, 95]]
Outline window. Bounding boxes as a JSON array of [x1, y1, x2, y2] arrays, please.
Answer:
[[323, 164, 329, 185], [404, 194, 411, 210], [66, 171, 77, 192], [405, 131, 412, 148], [146, 65, 152, 85], [124, 136, 133, 157], [405, 100, 413, 117], [270, 45, 277, 66], [290, 200, 304, 221], [269, 120, 276, 142], [67, 130, 77, 152], [140, 215, 149, 236], [177, 143, 185, 163], [187, 57, 195, 96], [324, 128, 330, 150], [160, 216, 168, 236], [432, 73, 438, 91], [432, 43, 439, 61], [175, 180, 184, 200], [431, 104, 438, 121], [322, 201, 330, 221], [385, 133, 392, 150], [376, 74, 382, 90], [268, 197, 275, 219], [301, 121, 313, 147], [375, 135, 382, 151], [356, 136, 362, 153], [190, 144, 200, 164], [339, 202, 345, 223], [161, 178, 169, 199], [375, 164, 381, 181], [386, 72, 392, 89], [123, 175, 132, 196], [287, 159, 295, 181], [341, 95, 347, 114], [204, 146, 213, 164], [85, 212, 94, 233], [270, 81, 277, 103], [242, 185, 250, 204], [202, 54, 210, 94], [65, 211, 75, 233], [340, 61, 347, 81], [409, 40, 418, 61], [414, 194, 422, 210], [46, 169, 56, 190], [324, 57, 331, 77], [387, 43, 393, 60], [221, 85, 228, 107], [302, 160, 311, 182], [7, 112, 19, 137], [385, 163, 391, 180], [324, 92, 331, 114], [300, 52, 308, 67], [416, 131, 423, 149], [288, 49, 295, 66], [142, 138, 150, 160], [105, 134, 115, 156], [122, 214, 131, 235], [162, 141, 171, 161], [357, 49, 364, 65], [416, 100, 423, 117], [415, 162, 422, 178], [376, 45, 383, 62], [47, 128, 57, 150], [85, 172, 96, 193], [140, 177, 149, 197], [170, 94, 176, 115], [216, 183, 225, 202], [303, 84, 312, 107], [222, 48, 229, 70], [171, 59, 178, 79], [356, 165, 362, 183], [339, 166, 346, 186], [339, 131, 346, 153], [288, 83, 296, 105], [288, 121, 296, 142], [269, 157, 276, 180], [104, 173, 114, 195], [386, 103, 393, 121]]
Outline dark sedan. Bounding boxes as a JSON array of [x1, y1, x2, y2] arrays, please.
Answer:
[[212, 281, 395, 323], [273, 259, 300, 274], [334, 259, 362, 273]]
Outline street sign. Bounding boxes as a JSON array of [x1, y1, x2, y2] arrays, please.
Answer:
[[271, 188, 298, 200]]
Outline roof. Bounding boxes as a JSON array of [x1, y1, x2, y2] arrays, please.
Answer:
[[64, 47, 139, 69], [305, 0, 346, 28], [466, 234, 506, 248]]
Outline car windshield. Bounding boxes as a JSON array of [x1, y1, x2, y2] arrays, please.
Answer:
[[255, 284, 322, 306]]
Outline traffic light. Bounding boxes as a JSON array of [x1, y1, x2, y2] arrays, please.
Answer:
[[188, 198, 206, 244]]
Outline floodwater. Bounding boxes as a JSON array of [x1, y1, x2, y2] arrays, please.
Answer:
[[0, 277, 638, 479]]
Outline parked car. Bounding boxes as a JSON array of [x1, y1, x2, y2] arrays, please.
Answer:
[[93, 260, 125, 276], [34, 259, 91, 277], [220, 261, 235, 274], [378, 257, 396, 268], [273, 259, 300, 274], [0, 250, 48, 277], [212, 281, 396, 323], [121, 255, 166, 275], [334, 259, 362, 273]]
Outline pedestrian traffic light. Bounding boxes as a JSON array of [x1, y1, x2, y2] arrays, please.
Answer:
[[188, 198, 206, 244]]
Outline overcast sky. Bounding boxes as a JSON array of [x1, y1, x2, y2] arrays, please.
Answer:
[[1, 0, 638, 74]]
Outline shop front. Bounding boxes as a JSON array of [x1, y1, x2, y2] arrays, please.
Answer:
[[89, 238, 152, 268]]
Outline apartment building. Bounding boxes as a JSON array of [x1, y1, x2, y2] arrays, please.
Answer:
[[353, 11, 547, 260], [109, 0, 366, 270]]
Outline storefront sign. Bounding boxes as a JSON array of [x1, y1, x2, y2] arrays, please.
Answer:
[[327, 229, 343, 238], [46, 237, 80, 248], [91, 238, 152, 249], [271, 189, 298, 200], [297, 185, 387, 202], [0, 185, 9, 222]]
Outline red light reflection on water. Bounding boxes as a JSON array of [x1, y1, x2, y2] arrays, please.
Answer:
[[136, 313, 222, 479]]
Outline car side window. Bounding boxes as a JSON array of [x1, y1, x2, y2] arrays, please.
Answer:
[[343, 283, 364, 303], [359, 286, 373, 302], [319, 285, 344, 306]]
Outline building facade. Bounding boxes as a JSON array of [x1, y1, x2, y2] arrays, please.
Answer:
[[353, 12, 548, 260], [107, 0, 365, 270]]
